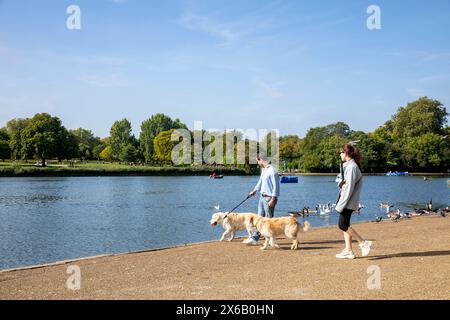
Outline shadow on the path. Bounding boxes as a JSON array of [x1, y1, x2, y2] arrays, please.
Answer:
[[367, 250, 450, 260]]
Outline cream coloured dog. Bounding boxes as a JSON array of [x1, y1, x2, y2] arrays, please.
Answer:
[[210, 212, 258, 241], [252, 215, 311, 250]]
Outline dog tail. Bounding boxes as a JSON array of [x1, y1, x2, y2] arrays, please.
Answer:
[[302, 221, 311, 232]]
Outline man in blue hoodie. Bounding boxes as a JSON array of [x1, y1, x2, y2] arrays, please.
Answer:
[[243, 154, 280, 245]]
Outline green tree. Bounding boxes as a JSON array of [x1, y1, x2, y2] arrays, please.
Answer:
[[110, 119, 138, 161], [119, 144, 138, 163], [391, 97, 447, 140], [0, 128, 11, 161], [70, 128, 102, 160], [140, 113, 187, 162], [403, 133, 449, 170], [5, 118, 30, 136], [99, 146, 113, 161], [153, 129, 177, 164], [13, 113, 75, 166], [298, 122, 352, 172]]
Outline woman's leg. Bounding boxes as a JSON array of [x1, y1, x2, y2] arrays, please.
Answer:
[[338, 209, 353, 251], [343, 230, 352, 252], [347, 227, 364, 244]]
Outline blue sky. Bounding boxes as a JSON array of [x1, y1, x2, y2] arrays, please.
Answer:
[[1, 0, 450, 138]]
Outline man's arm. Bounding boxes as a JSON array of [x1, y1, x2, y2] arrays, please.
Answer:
[[249, 175, 262, 196]]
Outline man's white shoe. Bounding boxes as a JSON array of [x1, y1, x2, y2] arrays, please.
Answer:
[[335, 250, 355, 259], [242, 237, 252, 243], [243, 237, 258, 245], [359, 240, 372, 257]]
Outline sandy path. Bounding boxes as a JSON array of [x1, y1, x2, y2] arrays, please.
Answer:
[[1, 215, 449, 300]]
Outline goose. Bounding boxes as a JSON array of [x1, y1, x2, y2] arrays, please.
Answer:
[[289, 207, 310, 218], [426, 199, 433, 211], [355, 203, 364, 213], [386, 208, 401, 220], [400, 211, 411, 219]]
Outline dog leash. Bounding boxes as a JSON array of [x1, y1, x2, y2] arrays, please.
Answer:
[[224, 195, 252, 218]]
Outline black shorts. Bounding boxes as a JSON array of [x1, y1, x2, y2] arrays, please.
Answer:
[[338, 208, 354, 232]]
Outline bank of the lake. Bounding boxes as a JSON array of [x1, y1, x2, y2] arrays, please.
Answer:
[[0, 162, 448, 177], [0, 163, 257, 177]]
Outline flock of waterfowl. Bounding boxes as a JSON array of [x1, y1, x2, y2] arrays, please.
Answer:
[[376, 200, 449, 223], [288, 199, 449, 222]]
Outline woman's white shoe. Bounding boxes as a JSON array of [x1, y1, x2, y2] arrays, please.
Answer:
[[359, 240, 372, 257], [335, 250, 355, 259]]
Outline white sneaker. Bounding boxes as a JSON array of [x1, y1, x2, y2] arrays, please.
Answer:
[[243, 238, 258, 245], [359, 240, 372, 257], [242, 237, 252, 243], [335, 250, 355, 259]]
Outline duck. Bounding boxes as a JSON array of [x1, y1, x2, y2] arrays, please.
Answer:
[[374, 216, 383, 223]]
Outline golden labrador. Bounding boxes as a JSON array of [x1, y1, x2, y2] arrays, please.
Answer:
[[252, 215, 311, 250], [210, 212, 258, 241]]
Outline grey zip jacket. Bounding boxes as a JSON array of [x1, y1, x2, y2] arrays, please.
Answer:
[[335, 159, 363, 213]]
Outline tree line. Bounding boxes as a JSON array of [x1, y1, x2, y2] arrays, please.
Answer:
[[0, 97, 448, 172]]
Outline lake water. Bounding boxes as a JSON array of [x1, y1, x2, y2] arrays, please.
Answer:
[[0, 176, 449, 270]]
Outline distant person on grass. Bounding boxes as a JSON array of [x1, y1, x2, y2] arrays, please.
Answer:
[[335, 143, 372, 259], [244, 154, 280, 245]]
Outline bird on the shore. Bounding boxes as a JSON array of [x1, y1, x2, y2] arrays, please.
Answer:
[[439, 206, 449, 217], [355, 203, 364, 214], [380, 202, 392, 209], [374, 216, 383, 223], [386, 207, 401, 221], [426, 199, 433, 211], [400, 211, 411, 219]]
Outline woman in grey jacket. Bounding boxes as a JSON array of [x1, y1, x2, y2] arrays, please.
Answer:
[[335, 144, 372, 259]]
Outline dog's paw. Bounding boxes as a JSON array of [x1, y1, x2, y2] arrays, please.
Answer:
[[260, 247, 267, 250]]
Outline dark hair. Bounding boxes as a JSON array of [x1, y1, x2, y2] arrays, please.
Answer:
[[341, 143, 362, 167]]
